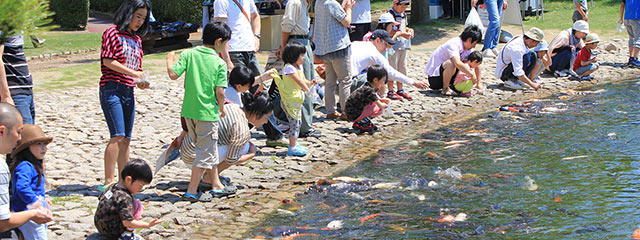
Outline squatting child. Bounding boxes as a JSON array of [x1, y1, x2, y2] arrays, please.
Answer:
[[573, 33, 600, 80], [94, 159, 163, 240], [345, 65, 391, 134]]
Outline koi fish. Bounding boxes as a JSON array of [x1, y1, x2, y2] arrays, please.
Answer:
[[361, 213, 384, 223], [561, 155, 588, 160], [445, 140, 470, 145]]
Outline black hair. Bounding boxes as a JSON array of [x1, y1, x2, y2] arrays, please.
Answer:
[[241, 91, 274, 118], [345, 86, 378, 122], [282, 40, 306, 65], [467, 50, 483, 63], [460, 25, 483, 44], [367, 64, 388, 84], [523, 35, 531, 41], [11, 148, 44, 186], [203, 21, 232, 46], [376, 22, 390, 30], [229, 66, 255, 87], [120, 159, 153, 183], [114, 0, 152, 36]]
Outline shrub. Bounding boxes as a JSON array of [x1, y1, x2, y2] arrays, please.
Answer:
[[90, 0, 202, 24], [49, 0, 90, 29], [0, 0, 53, 43]]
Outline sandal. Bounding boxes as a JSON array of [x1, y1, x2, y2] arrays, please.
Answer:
[[181, 192, 212, 202], [211, 187, 236, 198], [97, 182, 115, 192]]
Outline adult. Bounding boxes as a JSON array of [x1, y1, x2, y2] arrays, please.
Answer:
[[0, 103, 53, 235], [278, 0, 322, 137], [0, 36, 36, 124], [547, 20, 589, 77], [349, 0, 372, 41], [472, 0, 508, 58], [180, 92, 273, 186], [350, 30, 429, 91], [98, 0, 151, 189], [495, 27, 544, 90], [424, 25, 483, 95], [214, 0, 261, 73], [620, 0, 640, 67], [314, 0, 354, 120], [573, 0, 588, 22]]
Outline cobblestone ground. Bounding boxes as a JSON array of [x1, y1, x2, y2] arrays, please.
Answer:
[[32, 39, 638, 239]]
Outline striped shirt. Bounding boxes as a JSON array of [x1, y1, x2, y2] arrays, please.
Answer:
[[2, 36, 33, 96], [313, 0, 351, 56], [218, 103, 250, 163], [0, 160, 11, 220], [100, 25, 143, 87]]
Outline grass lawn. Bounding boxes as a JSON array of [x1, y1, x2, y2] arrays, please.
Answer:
[[23, 31, 101, 57], [371, 0, 393, 12], [522, 0, 625, 37]]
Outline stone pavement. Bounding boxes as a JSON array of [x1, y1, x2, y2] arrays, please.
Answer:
[[32, 39, 637, 239]]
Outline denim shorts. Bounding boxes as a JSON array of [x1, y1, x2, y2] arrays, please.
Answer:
[[575, 63, 599, 76], [99, 82, 135, 139]]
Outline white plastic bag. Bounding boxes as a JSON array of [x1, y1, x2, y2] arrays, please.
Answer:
[[465, 8, 485, 36], [618, 21, 626, 33]]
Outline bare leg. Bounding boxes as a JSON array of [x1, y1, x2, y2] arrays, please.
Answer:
[[206, 168, 225, 190], [387, 81, 394, 94], [217, 161, 233, 174], [116, 138, 131, 179], [441, 61, 456, 93], [396, 82, 404, 91], [186, 166, 205, 195], [104, 136, 124, 185]]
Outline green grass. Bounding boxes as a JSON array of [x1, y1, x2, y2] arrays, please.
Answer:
[[23, 31, 101, 57], [372, 0, 393, 12], [520, 0, 624, 36], [50, 195, 83, 205]]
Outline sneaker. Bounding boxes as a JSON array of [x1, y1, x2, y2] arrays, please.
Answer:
[[533, 77, 543, 84], [288, 145, 308, 156], [482, 48, 496, 58], [587, 75, 595, 80], [630, 60, 640, 68], [460, 92, 474, 97], [567, 69, 578, 77], [300, 129, 323, 138], [554, 71, 567, 77], [266, 138, 289, 147], [578, 76, 591, 81], [396, 90, 413, 100], [503, 80, 523, 90], [387, 91, 401, 100]]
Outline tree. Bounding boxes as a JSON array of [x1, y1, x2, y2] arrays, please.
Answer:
[[410, 0, 429, 25], [0, 0, 53, 43]]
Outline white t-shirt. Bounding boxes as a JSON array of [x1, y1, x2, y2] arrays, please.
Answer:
[[0, 160, 11, 220], [495, 36, 529, 79], [350, 41, 414, 85], [225, 85, 243, 108], [424, 37, 472, 77], [283, 64, 300, 75], [351, 0, 371, 24], [214, 0, 258, 52]]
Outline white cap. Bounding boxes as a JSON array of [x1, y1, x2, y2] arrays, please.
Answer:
[[378, 13, 400, 25], [573, 20, 590, 34], [533, 40, 549, 51]]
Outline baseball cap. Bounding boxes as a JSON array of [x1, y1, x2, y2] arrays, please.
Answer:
[[573, 20, 590, 34], [370, 29, 397, 45], [378, 13, 400, 25], [532, 40, 548, 52]]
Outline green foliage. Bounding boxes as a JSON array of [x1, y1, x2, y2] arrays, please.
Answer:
[[90, 0, 203, 24], [49, 0, 90, 29], [0, 0, 54, 43]]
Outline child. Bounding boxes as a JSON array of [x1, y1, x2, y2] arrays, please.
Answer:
[[166, 22, 232, 202], [529, 40, 551, 83], [573, 33, 599, 80], [10, 124, 53, 240], [94, 159, 163, 240], [275, 41, 315, 156], [386, 0, 415, 101], [98, 0, 152, 191], [225, 66, 276, 107], [450, 51, 483, 97], [345, 65, 390, 134]]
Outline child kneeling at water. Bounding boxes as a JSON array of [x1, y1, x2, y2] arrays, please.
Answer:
[[573, 33, 600, 80], [10, 124, 54, 240], [449, 51, 483, 97], [345, 65, 391, 134], [94, 159, 163, 240]]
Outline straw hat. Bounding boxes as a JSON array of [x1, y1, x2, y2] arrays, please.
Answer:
[[11, 124, 53, 158], [524, 27, 545, 42], [585, 33, 600, 44]]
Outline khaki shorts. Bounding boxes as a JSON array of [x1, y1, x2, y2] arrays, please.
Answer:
[[184, 118, 218, 169]]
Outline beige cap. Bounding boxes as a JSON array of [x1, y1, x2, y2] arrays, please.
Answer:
[[585, 33, 600, 44], [524, 27, 545, 42]]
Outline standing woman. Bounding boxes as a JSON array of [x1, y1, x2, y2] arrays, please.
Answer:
[[99, 0, 151, 190]]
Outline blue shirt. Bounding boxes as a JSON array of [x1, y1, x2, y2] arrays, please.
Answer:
[[313, 0, 351, 56], [10, 161, 45, 212], [625, 0, 640, 20]]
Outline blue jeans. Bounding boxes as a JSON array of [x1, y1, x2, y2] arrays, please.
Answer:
[[500, 51, 536, 81], [550, 49, 572, 72], [13, 94, 35, 124], [99, 82, 135, 139], [482, 0, 504, 51]]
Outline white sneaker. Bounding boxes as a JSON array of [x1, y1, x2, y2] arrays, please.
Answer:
[[503, 80, 523, 90], [554, 71, 567, 77], [567, 69, 578, 77], [533, 77, 543, 84], [482, 49, 496, 58], [516, 79, 531, 88]]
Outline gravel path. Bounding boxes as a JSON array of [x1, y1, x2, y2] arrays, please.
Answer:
[[32, 38, 638, 239]]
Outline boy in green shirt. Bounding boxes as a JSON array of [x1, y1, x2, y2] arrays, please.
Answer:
[[166, 22, 234, 202]]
